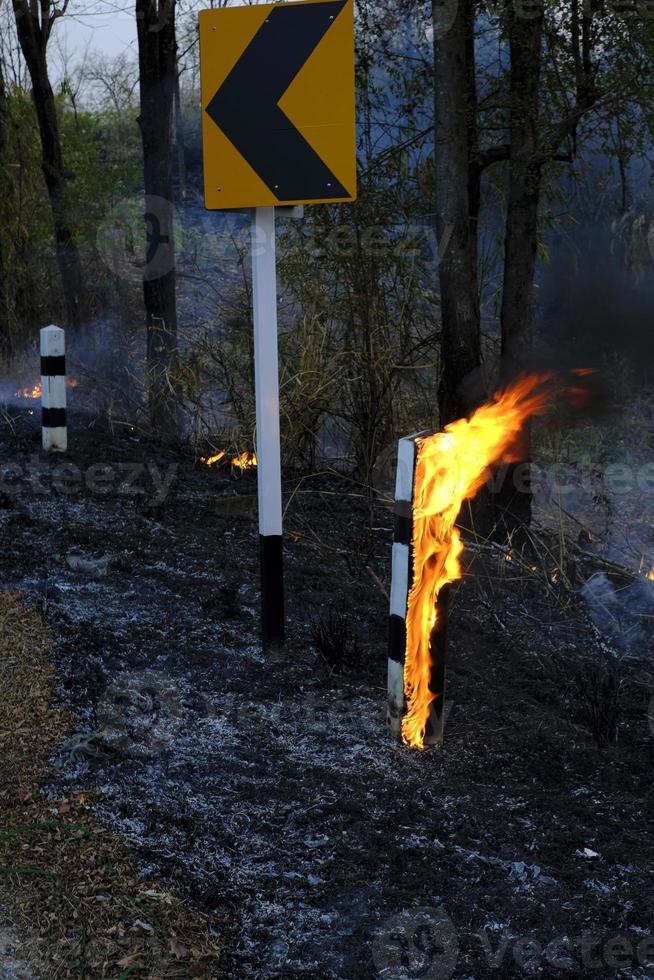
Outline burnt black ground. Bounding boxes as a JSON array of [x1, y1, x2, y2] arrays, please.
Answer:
[[1, 413, 653, 979]]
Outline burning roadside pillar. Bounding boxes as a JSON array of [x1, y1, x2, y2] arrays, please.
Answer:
[[386, 372, 594, 749], [40, 325, 67, 452], [387, 431, 448, 748], [387, 434, 418, 738]]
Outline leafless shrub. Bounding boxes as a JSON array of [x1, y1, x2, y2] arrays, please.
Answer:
[[310, 605, 359, 675], [564, 656, 620, 748]]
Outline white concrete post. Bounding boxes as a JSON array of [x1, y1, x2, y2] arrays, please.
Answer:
[[40, 325, 67, 452]]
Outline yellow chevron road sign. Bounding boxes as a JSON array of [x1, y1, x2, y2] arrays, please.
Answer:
[[200, 0, 356, 209]]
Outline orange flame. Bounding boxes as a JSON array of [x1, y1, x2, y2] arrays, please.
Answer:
[[15, 379, 78, 399], [639, 556, 654, 581], [200, 450, 257, 470], [231, 450, 257, 471], [200, 451, 227, 467], [15, 383, 42, 399], [403, 372, 558, 749]]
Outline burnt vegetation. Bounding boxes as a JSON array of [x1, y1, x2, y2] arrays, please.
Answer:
[[310, 604, 360, 675], [1, 0, 654, 977]]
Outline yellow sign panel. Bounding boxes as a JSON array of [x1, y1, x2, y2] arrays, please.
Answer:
[[199, 0, 356, 209]]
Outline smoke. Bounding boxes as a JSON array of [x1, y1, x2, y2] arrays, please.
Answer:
[[539, 217, 654, 380], [581, 572, 654, 654], [457, 362, 612, 433]]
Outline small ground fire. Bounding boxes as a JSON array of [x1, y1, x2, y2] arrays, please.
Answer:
[[15, 379, 78, 399], [200, 449, 257, 470], [403, 370, 593, 749]]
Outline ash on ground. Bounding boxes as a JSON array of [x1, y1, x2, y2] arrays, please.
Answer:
[[1, 420, 653, 979]]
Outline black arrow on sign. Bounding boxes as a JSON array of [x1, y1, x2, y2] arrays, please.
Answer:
[[205, 1, 351, 202]]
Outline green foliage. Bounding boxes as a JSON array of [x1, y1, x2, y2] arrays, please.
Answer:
[[61, 105, 142, 236], [0, 86, 53, 350], [0, 81, 142, 346]]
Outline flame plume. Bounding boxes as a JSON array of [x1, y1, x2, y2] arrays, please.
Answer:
[[402, 372, 564, 749]]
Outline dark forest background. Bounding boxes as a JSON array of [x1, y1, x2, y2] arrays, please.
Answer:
[[1, 0, 654, 510]]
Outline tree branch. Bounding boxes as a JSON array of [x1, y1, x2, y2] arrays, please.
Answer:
[[477, 144, 510, 173], [538, 90, 601, 165], [537, 2, 601, 168]]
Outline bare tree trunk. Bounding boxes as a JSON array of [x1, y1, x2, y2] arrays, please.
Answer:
[[173, 69, 186, 200], [0, 57, 12, 361], [464, 8, 481, 277], [433, 0, 481, 427], [433, 0, 500, 539], [500, 6, 543, 377], [136, 0, 180, 439], [12, 0, 84, 329], [495, 2, 544, 536], [492, 1, 599, 538], [614, 115, 629, 215]]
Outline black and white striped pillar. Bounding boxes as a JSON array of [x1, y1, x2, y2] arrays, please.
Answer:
[[251, 206, 285, 660], [387, 429, 448, 747], [387, 432, 425, 736], [40, 325, 67, 452]]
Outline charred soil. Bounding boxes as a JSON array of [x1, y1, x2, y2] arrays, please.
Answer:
[[1, 414, 653, 978]]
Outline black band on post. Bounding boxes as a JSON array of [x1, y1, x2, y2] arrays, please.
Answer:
[[42, 407, 67, 428], [388, 613, 406, 664], [259, 534, 285, 659], [424, 584, 449, 746], [393, 512, 412, 546], [40, 355, 66, 376]]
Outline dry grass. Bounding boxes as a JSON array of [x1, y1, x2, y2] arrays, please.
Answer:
[[0, 591, 225, 978]]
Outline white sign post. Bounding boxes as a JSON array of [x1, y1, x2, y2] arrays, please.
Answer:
[[251, 206, 285, 659], [199, 0, 355, 661]]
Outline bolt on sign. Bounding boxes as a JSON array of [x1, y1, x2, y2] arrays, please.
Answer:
[[199, 0, 356, 209]]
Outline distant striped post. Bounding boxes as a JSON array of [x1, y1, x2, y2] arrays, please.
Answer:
[[387, 430, 447, 747], [40, 325, 67, 452]]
